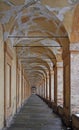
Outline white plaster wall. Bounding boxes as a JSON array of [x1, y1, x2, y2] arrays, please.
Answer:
[[71, 52, 79, 114], [0, 24, 4, 129]]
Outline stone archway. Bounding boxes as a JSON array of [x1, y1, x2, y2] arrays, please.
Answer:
[[1, 0, 71, 127]]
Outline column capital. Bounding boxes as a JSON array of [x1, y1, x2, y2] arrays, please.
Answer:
[[53, 64, 57, 71], [47, 74, 49, 79], [50, 70, 54, 75], [57, 62, 63, 68], [53, 64, 57, 68]]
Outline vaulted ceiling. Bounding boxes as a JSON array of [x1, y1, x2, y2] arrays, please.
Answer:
[[0, 0, 78, 86]]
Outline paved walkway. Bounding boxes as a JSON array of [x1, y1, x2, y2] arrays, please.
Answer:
[[6, 95, 67, 130]]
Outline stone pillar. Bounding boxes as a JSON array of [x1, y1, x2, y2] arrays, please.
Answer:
[[23, 75, 25, 101], [70, 43, 79, 114], [4, 43, 14, 126], [16, 66, 20, 109], [39, 85, 42, 96], [47, 72, 50, 100], [38, 86, 40, 95], [42, 81, 45, 98], [27, 81, 30, 97], [36, 86, 39, 95], [63, 49, 70, 126], [26, 82, 28, 97], [24, 78, 26, 100], [21, 68, 23, 104], [21, 69, 24, 103], [24, 80, 26, 99], [41, 86, 44, 97], [49, 71, 51, 101], [25, 80, 27, 99], [53, 65, 57, 106], [37, 86, 39, 95], [44, 77, 46, 98], [50, 70, 54, 102], [19, 63, 22, 106], [57, 62, 63, 107], [43, 77, 46, 98], [46, 76, 48, 99], [0, 24, 4, 128], [41, 86, 43, 97], [37, 86, 40, 95]]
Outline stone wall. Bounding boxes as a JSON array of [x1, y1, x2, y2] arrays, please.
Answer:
[[0, 24, 4, 129]]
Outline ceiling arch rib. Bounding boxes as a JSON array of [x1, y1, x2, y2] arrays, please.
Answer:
[[31, 66, 47, 76], [21, 58, 51, 73], [0, 0, 70, 50], [28, 70, 45, 86], [28, 69, 46, 78], [16, 45, 56, 69], [9, 1, 67, 35], [0, 0, 70, 87], [21, 56, 50, 85], [6, 0, 69, 50], [15, 39, 61, 55], [28, 71, 45, 79]]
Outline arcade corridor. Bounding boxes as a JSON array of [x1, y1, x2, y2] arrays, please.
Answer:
[[6, 95, 67, 130], [0, 0, 79, 130]]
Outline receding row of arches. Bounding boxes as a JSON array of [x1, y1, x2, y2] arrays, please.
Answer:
[[0, 1, 79, 129]]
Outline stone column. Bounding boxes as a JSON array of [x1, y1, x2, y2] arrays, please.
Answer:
[[21, 68, 23, 104], [23, 74, 25, 102], [38, 86, 40, 95], [47, 72, 49, 100], [37, 86, 40, 95], [36, 86, 39, 95], [62, 49, 70, 125], [27, 84, 29, 97], [40, 82, 43, 97], [50, 70, 54, 102], [25, 80, 27, 99], [39, 85, 42, 96], [44, 77, 46, 99], [49, 71, 51, 101], [53, 65, 57, 106], [26, 83, 28, 97], [41, 85, 43, 97], [22, 70, 24, 103], [70, 43, 79, 114], [38, 86, 40, 96], [19, 63, 22, 106], [42, 80, 45, 98], [0, 24, 4, 128], [57, 62, 63, 107], [46, 76, 48, 99]]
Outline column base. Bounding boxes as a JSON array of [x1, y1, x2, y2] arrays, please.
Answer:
[[52, 102, 58, 113], [57, 106, 63, 117], [72, 114, 79, 130], [62, 107, 71, 127]]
